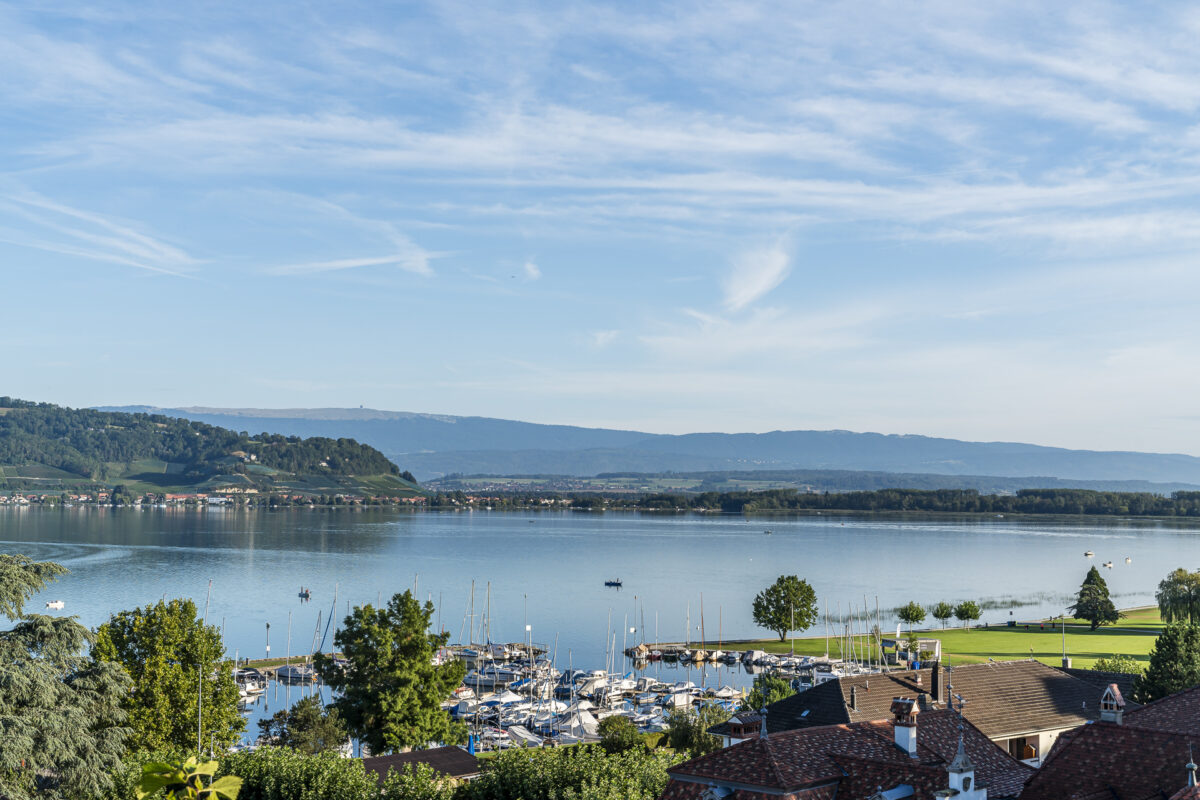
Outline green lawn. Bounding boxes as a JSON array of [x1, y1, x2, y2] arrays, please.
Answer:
[[711, 607, 1165, 670]]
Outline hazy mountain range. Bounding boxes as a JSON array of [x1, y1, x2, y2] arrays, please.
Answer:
[[99, 406, 1200, 490]]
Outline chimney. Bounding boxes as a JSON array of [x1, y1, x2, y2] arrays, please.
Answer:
[[850, 686, 859, 711], [930, 661, 942, 704], [1100, 684, 1125, 725], [890, 697, 919, 758]]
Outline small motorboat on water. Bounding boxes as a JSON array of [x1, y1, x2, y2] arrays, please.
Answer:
[[1103, 561, 1114, 569], [604, 579, 622, 587], [45, 600, 65, 610], [1125, 557, 1132, 564], [298, 587, 311, 599], [1084, 551, 1094, 558]]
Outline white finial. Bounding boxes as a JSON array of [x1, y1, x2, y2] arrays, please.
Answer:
[[1189, 742, 1198, 787]]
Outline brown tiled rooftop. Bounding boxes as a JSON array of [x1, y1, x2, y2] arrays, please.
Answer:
[[712, 659, 1138, 741], [361, 746, 480, 785], [669, 708, 1032, 799]]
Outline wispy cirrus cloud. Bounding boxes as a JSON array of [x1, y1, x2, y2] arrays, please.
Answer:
[[722, 245, 791, 312]]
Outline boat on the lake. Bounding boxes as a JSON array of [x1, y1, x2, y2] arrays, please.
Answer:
[[45, 600, 65, 610], [1103, 561, 1114, 569], [604, 579, 622, 587], [298, 587, 311, 599], [1084, 551, 1094, 557], [276, 664, 316, 683]]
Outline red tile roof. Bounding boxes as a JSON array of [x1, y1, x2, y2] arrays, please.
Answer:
[[1124, 684, 1200, 735], [666, 708, 1032, 800], [1020, 721, 1198, 800]]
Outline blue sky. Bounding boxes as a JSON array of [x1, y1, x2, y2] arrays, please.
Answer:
[[4, 2, 1200, 452]]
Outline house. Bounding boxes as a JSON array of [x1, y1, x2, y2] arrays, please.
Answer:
[[1020, 683, 1200, 799], [712, 660, 1135, 766], [663, 699, 1033, 799], [361, 746, 481, 786]]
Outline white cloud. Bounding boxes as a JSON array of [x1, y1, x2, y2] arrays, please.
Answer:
[[523, 260, 541, 280], [591, 330, 619, 348], [267, 252, 432, 276], [722, 245, 791, 312]]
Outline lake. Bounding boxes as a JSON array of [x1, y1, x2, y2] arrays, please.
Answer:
[[2, 506, 1196, 741]]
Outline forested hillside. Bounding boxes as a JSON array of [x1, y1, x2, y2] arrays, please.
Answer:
[[0, 398, 401, 486]]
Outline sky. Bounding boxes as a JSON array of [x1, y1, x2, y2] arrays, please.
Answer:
[[4, 2, 1200, 453]]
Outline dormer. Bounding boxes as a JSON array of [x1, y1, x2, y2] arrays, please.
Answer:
[[726, 712, 762, 740], [891, 697, 919, 758], [1100, 683, 1125, 725]]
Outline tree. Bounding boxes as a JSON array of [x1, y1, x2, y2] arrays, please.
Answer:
[[897, 601, 926, 633], [665, 703, 731, 759], [954, 601, 981, 630], [751, 575, 818, 642], [931, 601, 955, 630], [257, 696, 348, 755], [1093, 654, 1143, 675], [93, 598, 244, 752], [741, 673, 795, 712], [0, 554, 132, 800], [135, 756, 242, 800], [598, 714, 642, 754], [314, 591, 467, 754], [1133, 623, 1200, 703], [1069, 567, 1120, 630], [1156, 568, 1200, 625]]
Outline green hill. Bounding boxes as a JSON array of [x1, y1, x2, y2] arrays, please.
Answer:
[[0, 398, 420, 497]]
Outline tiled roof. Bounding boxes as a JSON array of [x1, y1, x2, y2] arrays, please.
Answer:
[[361, 746, 480, 785], [1124, 684, 1200, 735], [712, 660, 1137, 741], [1058, 666, 1139, 701], [1020, 721, 1198, 800], [668, 708, 1032, 800]]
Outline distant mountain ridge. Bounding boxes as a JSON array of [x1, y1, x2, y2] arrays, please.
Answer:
[[101, 406, 1200, 486]]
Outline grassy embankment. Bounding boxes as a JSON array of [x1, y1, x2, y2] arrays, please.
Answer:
[[693, 607, 1164, 671]]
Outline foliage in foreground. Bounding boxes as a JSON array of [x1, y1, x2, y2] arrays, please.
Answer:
[[751, 575, 818, 641], [135, 757, 241, 800], [93, 598, 244, 752], [597, 715, 642, 755], [0, 554, 132, 800], [459, 744, 683, 800], [219, 747, 377, 800], [1133, 622, 1200, 703]]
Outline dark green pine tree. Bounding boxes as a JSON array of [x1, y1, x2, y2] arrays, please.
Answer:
[[1070, 566, 1120, 630], [0, 555, 132, 799], [1133, 623, 1200, 703], [315, 590, 467, 753]]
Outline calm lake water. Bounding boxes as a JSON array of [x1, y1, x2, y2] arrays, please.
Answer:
[[2, 506, 1197, 741]]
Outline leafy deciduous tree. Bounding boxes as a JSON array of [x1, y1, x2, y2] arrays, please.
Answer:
[[665, 703, 731, 759], [598, 715, 643, 755], [751, 575, 818, 642], [257, 695, 348, 755], [954, 601, 981, 630], [314, 591, 466, 754], [1093, 654, 1143, 675], [931, 602, 955, 630], [897, 601, 926, 633], [93, 598, 244, 752], [1156, 568, 1200, 625], [741, 673, 795, 712]]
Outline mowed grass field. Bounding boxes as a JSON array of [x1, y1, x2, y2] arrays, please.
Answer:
[[699, 607, 1165, 670]]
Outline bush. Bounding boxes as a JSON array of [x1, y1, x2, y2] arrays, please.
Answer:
[[598, 715, 642, 754], [381, 762, 456, 800], [459, 744, 682, 800], [220, 747, 378, 800], [1093, 654, 1143, 675]]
